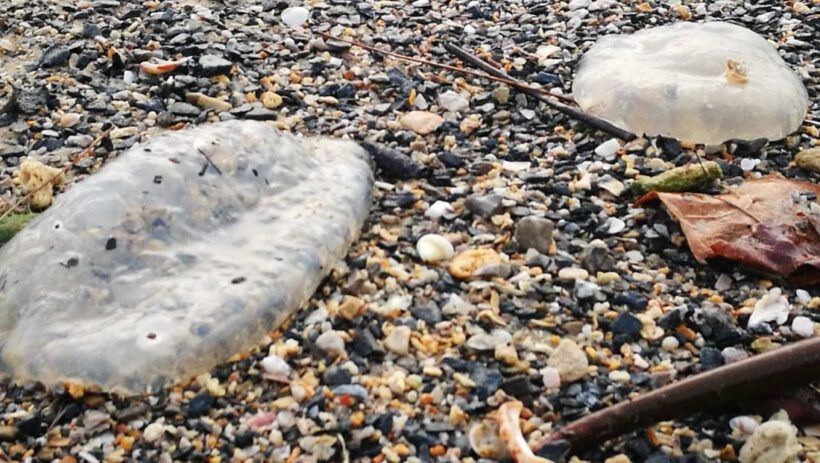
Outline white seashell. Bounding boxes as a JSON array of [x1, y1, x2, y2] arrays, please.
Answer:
[[468, 421, 508, 460], [748, 288, 791, 328], [416, 234, 454, 263], [281, 6, 310, 27]]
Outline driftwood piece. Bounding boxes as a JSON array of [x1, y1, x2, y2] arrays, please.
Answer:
[[533, 337, 820, 458]]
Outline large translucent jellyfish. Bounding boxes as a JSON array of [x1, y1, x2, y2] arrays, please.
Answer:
[[0, 121, 373, 394], [572, 22, 809, 144]]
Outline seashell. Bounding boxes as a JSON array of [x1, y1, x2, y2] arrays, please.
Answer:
[[748, 288, 790, 328], [139, 58, 189, 75], [468, 420, 509, 460], [416, 234, 454, 263]]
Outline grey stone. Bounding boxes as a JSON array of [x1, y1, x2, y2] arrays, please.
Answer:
[[465, 194, 503, 218], [514, 216, 555, 254]]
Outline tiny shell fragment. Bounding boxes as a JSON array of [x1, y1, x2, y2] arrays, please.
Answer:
[[497, 401, 554, 463], [139, 58, 188, 75]]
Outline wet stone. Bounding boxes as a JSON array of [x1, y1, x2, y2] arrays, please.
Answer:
[[39, 44, 70, 68], [465, 194, 503, 218], [197, 55, 233, 77]]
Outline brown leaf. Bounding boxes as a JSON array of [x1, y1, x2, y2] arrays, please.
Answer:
[[638, 176, 820, 285]]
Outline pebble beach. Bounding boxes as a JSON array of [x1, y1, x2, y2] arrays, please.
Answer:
[[0, 0, 818, 462]]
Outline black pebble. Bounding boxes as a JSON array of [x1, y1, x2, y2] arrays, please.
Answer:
[[437, 151, 465, 168], [185, 393, 214, 418], [234, 431, 254, 448], [17, 413, 47, 438], [470, 366, 503, 400], [614, 292, 648, 311], [105, 238, 117, 250], [322, 367, 352, 386], [611, 312, 642, 337], [39, 44, 70, 68], [699, 347, 724, 371]]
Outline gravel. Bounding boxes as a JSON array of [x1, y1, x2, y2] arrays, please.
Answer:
[[0, 0, 818, 462]]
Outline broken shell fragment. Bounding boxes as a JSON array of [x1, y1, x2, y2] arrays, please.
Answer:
[[139, 58, 189, 75], [468, 420, 509, 460], [497, 401, 555, 463], [416, 234, 454, 263]]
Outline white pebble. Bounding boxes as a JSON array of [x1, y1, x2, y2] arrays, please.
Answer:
[[143, 421, 165, 442], [385, 326, 412, 356], [609, 370, 631, 383], [730, 415, 758, 435], [315, 330, 346, 358], [281, 6, 310, 27], [540, 367, 561, 389], [425, 201, 454, 220], [416, 234, 454, 263], [594, 138, 621, 158], [606, 217, 626, 234], [791, 316, 814, 338], [260, 355, 291, 382], [739, 158, 760, 172], [557, 267, 589, 281], [796, 289, 811, 304], [661, 336, 680, 351]]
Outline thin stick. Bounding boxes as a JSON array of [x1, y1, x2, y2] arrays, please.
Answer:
[[315, 32, 576, 104], [0, 127, 113, 221], [533, 337, 820, 456], [443, 42, 637, 141]]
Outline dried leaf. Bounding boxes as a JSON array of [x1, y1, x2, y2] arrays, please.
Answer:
[[638, 177, 820, 285]]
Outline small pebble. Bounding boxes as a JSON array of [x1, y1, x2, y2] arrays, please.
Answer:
[[661, 336, 680, 351], [384, 326, 411, 356], [315, 330, 346, 358], [281, 6, 310, 27], [791, 316, 814, 338]]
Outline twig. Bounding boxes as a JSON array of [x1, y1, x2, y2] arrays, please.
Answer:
[[0, 127, 113, 222], [533, 337, 820, 457], [197, 148, 223, 175], [443, 42, 637, 141], [314, 32, 575, 105]]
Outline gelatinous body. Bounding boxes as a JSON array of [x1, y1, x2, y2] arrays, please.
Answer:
[[572, 22, 809, 144], [0, 121, 373, 394]]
